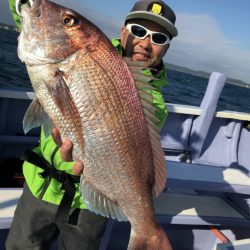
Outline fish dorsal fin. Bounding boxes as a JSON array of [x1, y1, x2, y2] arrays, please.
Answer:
[[126, 58, 167, 197], [80, 176, 127, 221], [23, 98, 54, 137]]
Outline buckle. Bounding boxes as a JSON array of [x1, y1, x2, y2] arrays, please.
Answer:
[[57, 171, 67, 183], [38, 169, 50, 179]]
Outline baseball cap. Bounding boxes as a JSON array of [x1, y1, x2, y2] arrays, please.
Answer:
[[125, 0, 178, 37]]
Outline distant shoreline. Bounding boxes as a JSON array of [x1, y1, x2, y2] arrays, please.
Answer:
[[0, 23, 17, 32], [165, 63, 250, 88]]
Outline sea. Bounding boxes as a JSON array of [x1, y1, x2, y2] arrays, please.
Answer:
[[1, 28, 250, 114]]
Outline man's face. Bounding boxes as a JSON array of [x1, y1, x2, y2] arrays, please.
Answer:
[[120, 19, 170, 68]]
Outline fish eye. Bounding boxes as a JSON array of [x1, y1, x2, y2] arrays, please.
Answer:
[[63, 15, 77, 26]]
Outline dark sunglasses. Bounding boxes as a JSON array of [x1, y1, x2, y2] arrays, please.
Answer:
[[126, 23, 170, 46]]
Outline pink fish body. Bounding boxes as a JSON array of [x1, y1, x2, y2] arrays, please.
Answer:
[[18, 0, 172, 249]]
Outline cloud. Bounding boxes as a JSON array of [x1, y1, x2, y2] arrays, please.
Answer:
[[65, 4, 250, 84], [0, 0, 121, 38], [1, 0, 249, 83], [166, 13, 250, 83]]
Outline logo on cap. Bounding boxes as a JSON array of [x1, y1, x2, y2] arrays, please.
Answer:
[[149, 3, 163, 15]]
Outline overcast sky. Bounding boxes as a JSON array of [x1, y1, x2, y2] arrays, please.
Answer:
[[1, 0, 250, 84]]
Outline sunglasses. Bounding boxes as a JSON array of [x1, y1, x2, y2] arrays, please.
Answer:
[[126, 23, 170, 46]]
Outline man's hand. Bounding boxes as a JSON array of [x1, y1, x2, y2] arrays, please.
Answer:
[[52, 128, 84, 175]]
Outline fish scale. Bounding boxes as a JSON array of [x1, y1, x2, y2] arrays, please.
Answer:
[[19, 0, 171, 249], [62, 52, 156, 223]]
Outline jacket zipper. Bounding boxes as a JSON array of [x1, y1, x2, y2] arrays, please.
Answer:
[[39, 176, 52, 199]]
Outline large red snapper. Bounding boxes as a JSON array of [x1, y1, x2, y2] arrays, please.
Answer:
[[18, 0, 171, 249]]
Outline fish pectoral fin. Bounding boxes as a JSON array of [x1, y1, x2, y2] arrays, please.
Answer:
[[23, 98, 54, 135], [42, 119, 55, 138], [80, 176, 128, 222], [47, 69, 77, 120], [126, 58, 167, 197], [46, 69, 85, 153]]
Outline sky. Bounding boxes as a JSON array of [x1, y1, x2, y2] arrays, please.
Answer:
[[1, 0, 250, 84]]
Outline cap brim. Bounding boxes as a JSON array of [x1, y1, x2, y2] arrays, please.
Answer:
[[126, 11, 178, 37]]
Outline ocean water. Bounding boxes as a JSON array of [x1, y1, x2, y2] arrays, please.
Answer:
[[0, 28, 31, 90], [1, 28, 250, 114]]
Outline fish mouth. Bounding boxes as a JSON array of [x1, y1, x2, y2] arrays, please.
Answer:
[[16, 0, 46, 17], [16, 0, 33, 16]]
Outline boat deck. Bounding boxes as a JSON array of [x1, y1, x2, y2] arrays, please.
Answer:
[[1, 72, 250, 249]]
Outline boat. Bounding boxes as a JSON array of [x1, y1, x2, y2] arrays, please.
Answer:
[[1, 71, 250, 249]]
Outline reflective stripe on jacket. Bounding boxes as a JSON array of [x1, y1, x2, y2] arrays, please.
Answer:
[[9, 0, 22, 31]]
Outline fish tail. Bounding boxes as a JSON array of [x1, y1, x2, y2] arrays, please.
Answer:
[[128, 226, 172, 250]]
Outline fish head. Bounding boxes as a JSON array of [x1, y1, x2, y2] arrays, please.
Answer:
[[18, 0, 101, 65]]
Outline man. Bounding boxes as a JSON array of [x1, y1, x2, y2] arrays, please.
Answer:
[[6, 0, 178, 249]]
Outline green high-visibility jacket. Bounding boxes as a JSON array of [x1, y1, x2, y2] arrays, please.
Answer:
[[9, 0, 168, 208], [9, 0, 22, 31], [112, 38, 168, 129]]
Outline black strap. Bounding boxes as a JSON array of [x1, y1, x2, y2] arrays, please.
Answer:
[[55, 174, 77, 223], [21, 149, 80, 223]]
